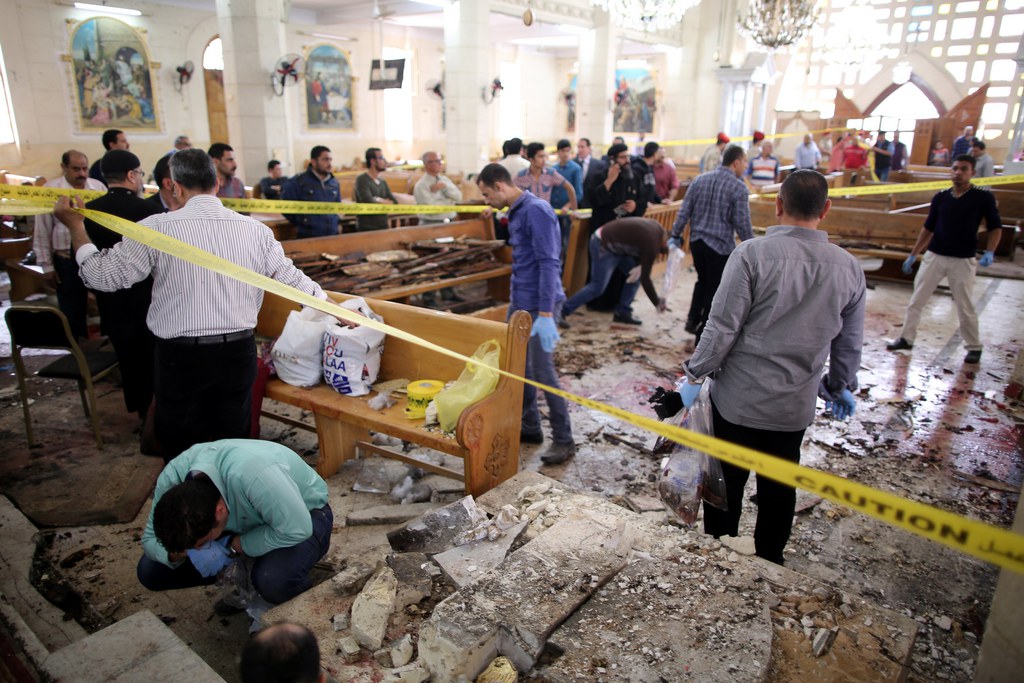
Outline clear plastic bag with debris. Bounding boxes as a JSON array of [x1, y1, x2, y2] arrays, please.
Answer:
[[216, 557, 274, 632], [660, 245, 686, 295], [655, 380, 728, 525]]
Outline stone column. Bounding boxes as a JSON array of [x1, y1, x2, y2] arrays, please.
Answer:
[[576, 9, 616, 150], [443, 0, 492, 176], [1002, 40, 1024, 173], [215, 0, 290, 184], [973, 475, 1024, 680], [718, 69, 755, 139]]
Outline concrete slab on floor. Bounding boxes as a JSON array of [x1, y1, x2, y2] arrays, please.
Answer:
[[43, 609, 225, 683]]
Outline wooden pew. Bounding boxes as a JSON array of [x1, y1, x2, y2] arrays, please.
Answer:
[[3, 259, 54, 301], [282, 217, 512, 316], [749, 199, 1016, 281], [256, 291, 531, 495]]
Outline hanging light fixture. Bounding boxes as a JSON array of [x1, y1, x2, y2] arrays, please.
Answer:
[[891, 61, 912, 85], [816, 0, 886, 72], [738, 0, 819, 50], [589, 1, 702, 32]]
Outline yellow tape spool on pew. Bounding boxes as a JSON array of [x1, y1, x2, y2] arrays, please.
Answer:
[[405, 379, 445, 419]]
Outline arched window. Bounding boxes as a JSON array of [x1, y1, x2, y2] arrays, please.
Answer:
[[203, 37, 223, 71]]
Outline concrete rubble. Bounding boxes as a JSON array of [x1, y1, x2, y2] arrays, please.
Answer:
[[418, 509, 634, 681], [346, 502, 441, 526], [431, 519, 528, 588], [350, 565, 398, 650], [387, 495, 489, 554], [330, 560, 376, 595]]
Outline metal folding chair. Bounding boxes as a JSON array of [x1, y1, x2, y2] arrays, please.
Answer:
[[5, 304, 119, 448]]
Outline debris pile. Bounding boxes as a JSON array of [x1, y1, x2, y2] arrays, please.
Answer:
[[286, 238, 506, 295]]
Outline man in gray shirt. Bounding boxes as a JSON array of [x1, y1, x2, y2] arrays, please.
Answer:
[[673, 170, 865, 565], [971, 138, 994, 178]]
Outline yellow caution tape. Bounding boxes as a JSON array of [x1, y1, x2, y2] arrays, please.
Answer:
[[660, 126, 854, 148], [6, 195, 1024, 573], [748, 173, 1024, 199], [0, 184, 588, 217]]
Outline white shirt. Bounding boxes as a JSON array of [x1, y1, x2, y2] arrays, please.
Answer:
[[499, 156, 530, 178], [413, 173, 462, 222], [76, 194, 326, 339], [33, 176, 106, 270]]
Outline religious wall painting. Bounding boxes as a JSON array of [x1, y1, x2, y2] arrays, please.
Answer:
[[66, 16, 160, 132], [612, 68, 656, 135], [564, 75, 577, 133], [304, 44, 354, 130]]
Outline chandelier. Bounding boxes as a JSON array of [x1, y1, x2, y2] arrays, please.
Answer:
[[738, 0, 819, 50], [590, 0, 702, 32], [817, 0, 886, 72]]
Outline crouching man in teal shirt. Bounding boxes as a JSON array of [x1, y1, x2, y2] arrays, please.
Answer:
[[138, 439, 332, 605]]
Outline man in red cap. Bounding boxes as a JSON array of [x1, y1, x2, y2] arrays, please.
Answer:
[[700, 133, 730, 174]]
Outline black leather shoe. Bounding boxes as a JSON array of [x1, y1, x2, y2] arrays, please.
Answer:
[[964, 349, 982, 364], [612, 312, 642, 326], [886, 337, 913, 351], [520, 430, 544, 445], [556, 315, 570, 330], [540, 442, 576, 464], [684, 319, 698, 334]]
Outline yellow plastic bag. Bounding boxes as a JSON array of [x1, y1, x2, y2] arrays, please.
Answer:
[[434, 339, 501, 432]]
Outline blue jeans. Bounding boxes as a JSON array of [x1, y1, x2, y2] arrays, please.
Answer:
[[562, 235, 640, 318], [515, 307, 574, 444], [876, 167, 890, 181], [137, 504, 333, 605]]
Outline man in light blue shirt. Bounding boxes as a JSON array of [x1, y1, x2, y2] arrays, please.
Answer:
[[138, 439, 332, 605], [551, 138, 583, 262], [794, 134, 821, 170]]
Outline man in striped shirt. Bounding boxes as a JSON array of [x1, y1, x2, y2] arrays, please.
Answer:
[[56, 149, 331, 460], [669, 144, 754, 343], [33, 150, 107, 339]]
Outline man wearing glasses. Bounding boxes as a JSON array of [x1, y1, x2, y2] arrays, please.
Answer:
[[83, 149, 163, 425], [413, 151, 462, 224], [354, 147, 397, 232]]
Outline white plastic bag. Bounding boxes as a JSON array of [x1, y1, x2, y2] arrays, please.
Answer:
[[271, 307, 339, 387], [323, 297, 385, 396], [660, 246, 686, 296]]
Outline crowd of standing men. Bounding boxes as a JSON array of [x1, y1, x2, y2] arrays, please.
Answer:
[[25, 121, 1005, 642]]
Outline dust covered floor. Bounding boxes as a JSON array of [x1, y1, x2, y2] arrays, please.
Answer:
[[0, 255, 1022, 682]]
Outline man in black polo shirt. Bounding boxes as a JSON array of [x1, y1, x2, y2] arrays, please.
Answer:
[[84, 150, 162, 423], [887, 154, 1003, 364]]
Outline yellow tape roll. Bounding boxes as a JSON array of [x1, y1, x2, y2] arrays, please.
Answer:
[[404, 379, 445, 419]]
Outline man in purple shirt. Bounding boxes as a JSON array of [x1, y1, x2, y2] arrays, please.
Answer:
[[478, 163, 576, 465]]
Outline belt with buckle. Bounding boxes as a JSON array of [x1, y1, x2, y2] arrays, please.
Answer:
[[164, 330, 254, 346]]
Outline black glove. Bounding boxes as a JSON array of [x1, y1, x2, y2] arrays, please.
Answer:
[[647, 387, 683, 420]]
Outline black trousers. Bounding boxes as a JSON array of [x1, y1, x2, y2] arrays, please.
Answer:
[[53, 253, 89, 340], [154, 336, 256, 460], [94, 282, 154, 416], [686, 240, 731, 344], [703, 399, 806, 565]]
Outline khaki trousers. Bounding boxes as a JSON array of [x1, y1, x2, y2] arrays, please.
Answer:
[[900, 251, 981, 350]]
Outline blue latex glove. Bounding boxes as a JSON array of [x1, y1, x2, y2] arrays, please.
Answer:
[[979, 250, 994, 267], [186, 537, 233, 578], [825, 388, 856, 420], [667, 236, 682, 251], [531, 315, 560, 353], [675, 378, 703, 409], [901, 254, 916, 275]]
